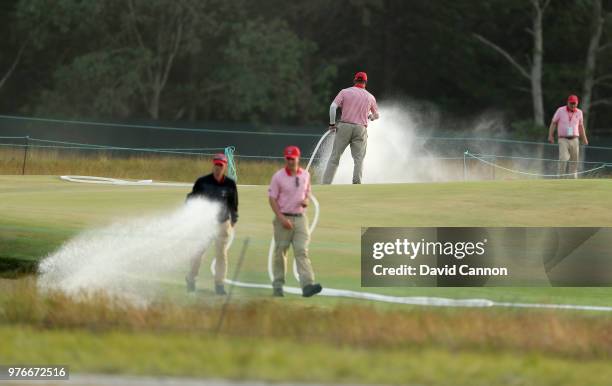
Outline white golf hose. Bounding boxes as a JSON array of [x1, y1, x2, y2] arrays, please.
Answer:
[[60, 175, 191, 187], [305, 130, 331, 172]]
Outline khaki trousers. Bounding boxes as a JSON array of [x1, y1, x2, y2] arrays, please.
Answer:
[[558, 137, 579, 178], [188, 220, 232, 285], [323, 122, 368, 184], [272, 215, 315, 289]]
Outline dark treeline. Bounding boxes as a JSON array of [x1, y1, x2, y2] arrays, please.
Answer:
[[1, 0, 612, 137]]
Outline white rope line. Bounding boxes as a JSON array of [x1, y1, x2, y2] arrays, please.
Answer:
[[60, 175, 257, 188], [60, 175, 192, 187], [465, 152, 609, 177]]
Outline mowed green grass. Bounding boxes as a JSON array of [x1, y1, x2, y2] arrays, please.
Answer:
[[2, 175, 612, 385], [1, 175, 612, 306]]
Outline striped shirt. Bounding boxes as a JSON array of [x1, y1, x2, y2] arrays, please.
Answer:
[[552, 106, 583, 138], [333, 86, 378, 127]]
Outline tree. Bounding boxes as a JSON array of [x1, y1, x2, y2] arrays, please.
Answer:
[[0, 42, 25, 92], [474, 0, 551, 126], [1, 1, 29, 93], [581, 0, 612, 122], [215, 19, 334, 123], [10, 0, 612, 131], [124, 0, 207, 119], [35, 49, 144, 118], [22, 0, 221, 120]]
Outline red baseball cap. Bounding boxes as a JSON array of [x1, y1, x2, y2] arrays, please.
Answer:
[[568, 95, 579, 104], [284, 145, 301, 159], [212, 153, 228, 165], [354, 72, 368, 82]]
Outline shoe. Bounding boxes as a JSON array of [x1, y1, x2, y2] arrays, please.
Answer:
[[185, 276, 196, 292], [215, 284, 227, 295], [273, 287, 284, 297], [302, 283, 322, 297]]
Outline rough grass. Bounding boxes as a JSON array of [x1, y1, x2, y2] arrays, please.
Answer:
[[2, 277, 612, 385], [4, 325, 612, 386], [1, 278, 612, 360], [5, 145, 610, 187]]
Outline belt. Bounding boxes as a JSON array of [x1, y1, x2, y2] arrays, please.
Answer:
[[282, 213, 303, 217], [338, 121, 365, 127], [560, 136, 577, 139]]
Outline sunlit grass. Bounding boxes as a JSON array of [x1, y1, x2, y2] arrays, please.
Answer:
[[1, 176, 612, 383]]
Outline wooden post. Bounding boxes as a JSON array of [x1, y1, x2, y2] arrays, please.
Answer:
[[21, 136, 30, 175]]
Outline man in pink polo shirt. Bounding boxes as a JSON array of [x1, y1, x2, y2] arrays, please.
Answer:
[[548, 95, 589, 178], [323, 71, 380, 184], [268, 145, 322, 298]]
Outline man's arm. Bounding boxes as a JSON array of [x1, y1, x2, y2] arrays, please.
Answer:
[[579, 120, 589, 145], [329, 102, 338, 125], [301, 174, 311, 208], [269, 197, 292, 229], [368, 97, 380, 121], [186, 179, 201, 201], [548, 121, 557, 144], [329, 90, 343, 131], [548, 109, 561, 144], [268, 175, 292, 229], [329, 102, 338, 131], [230, 182, 238, 226]]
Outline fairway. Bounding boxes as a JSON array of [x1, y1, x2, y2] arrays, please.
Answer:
[[3, 175, 612, 385], [2, 175, 612, 308]]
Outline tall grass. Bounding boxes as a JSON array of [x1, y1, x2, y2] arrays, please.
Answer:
[[1, 277, 611, 359], [0, 147, 280, 185], [1, 147, 608, 185]]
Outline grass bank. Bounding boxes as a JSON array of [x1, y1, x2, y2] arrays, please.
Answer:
[[1, 278, 611, 359], [3, 324, 612, 386], [1, 277, 612, 385]]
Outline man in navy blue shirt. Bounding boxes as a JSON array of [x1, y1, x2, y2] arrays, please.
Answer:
[[186, 153, 238, 295]]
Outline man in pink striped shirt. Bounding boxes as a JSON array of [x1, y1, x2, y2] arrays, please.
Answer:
[[323, 72, 379, 184], [548, 94, 589, 178], [268, 145, 322, 298]]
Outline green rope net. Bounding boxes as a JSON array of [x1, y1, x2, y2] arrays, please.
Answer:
[[224, 146, 237, 182]]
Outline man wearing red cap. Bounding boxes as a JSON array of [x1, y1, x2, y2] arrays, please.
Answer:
[[268, 145, 322, 297], [185, 153, 238, 295], [548, 95, 589, 178], [323, 71, 379, 184]]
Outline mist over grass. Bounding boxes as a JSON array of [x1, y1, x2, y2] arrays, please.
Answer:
[[37, 198, 221, 303], [312, 101, 521, 184]]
